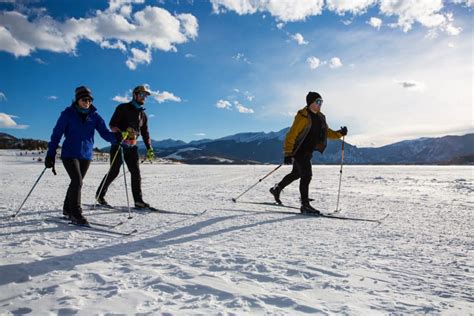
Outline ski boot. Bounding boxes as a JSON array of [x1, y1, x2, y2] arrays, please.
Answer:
[[269, 184, 282, 205], [300, 199, 320, 215], [96, 196, 110, 206], [135, 201, 150, 209], [70, 212, 90, 226]]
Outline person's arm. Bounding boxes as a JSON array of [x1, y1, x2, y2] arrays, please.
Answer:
[[140, 113, 152, 150], [327, 126, 348, 139], [46, 110, 68, 157], [109, 105, 122, 133], [283, 112, 306, 156], [95, 114, 118, 144]]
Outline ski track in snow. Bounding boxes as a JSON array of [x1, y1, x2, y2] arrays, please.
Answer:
[[0, 150, 473, 315]]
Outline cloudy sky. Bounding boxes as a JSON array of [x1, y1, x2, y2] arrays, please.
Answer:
[[0, 0, 472, 147]]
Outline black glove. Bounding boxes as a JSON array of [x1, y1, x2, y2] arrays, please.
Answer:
[[284, 156, 293, 165], [45, 155, 55, 169], [338, 126, 348, 136]]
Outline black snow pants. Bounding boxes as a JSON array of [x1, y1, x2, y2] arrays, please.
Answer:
[[62, 158, 91, 216], [278, 151, 313, 203], [96, 145, 143, 203]]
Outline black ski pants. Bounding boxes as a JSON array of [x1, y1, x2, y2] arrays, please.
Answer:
[[278, 151, 313, 203], [62, 158, 91, 216], [96, 145, 143, 203]]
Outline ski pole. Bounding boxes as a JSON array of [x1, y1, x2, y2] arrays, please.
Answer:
[[334, 136, 345, 213], [120, 146, 133, 219], [231, 164, 283, 202], [11, 167, 47, 218], [94, 145, 122, 209]]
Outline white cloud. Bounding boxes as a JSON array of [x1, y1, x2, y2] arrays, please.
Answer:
[[0, 113, 28, 129], [210, 0, 324, 22], [151, 90, 181, 103], [148, 114, 155, 118], [326, 0, 376, 15], [368, 17, 382, 29], [112, 93, 130, 103], [185, 53, 195, 58], [0, 92, 6, 101], [100, 40, 127, 51], [126, 47, 151, 70], [276, 22, 284, 29], [244, 91, 255, 101], [211, 0, 465, 35], [234, 101, 254, 113], [34, 58, 46, 64], [47, 96, 58, 100], [395, 80, 426, 91], [0, 3, 199, 68], [216, 99, 232, 109], [195, 133, 206, 136], [232, 53, 251, 64], [306, 56, 322, 69], [290, 33, 308, 45], [329, 57, 343, 68]]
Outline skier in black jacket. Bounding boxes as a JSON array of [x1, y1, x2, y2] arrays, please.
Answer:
[[96, 85, 154, 208]]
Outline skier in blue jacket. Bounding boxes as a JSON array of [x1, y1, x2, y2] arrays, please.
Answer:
[[45, 86, 120, 225]]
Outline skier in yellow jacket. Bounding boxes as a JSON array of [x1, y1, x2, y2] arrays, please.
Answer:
[[270, 91, 347, 214]]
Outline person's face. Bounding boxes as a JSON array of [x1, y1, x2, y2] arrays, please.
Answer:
[[308, 98, 322, 113], [78, 97, 92, 109], [134, 92, 148, 105]]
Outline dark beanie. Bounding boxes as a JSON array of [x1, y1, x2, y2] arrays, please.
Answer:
[[306, 91, 322, 106], [75, 86, 93, 101]]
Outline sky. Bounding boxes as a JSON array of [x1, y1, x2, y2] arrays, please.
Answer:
[[0, 0, 472, 148]]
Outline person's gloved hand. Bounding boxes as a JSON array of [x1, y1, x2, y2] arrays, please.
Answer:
[[338, 126, 348, 136], [45, 155, 55, 169], [114, 131, 129, 142], [284, 156, 293, 165], [146, 148, 154, 160]]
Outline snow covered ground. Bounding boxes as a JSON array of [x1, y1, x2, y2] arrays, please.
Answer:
[[0, 150, 472, 315]]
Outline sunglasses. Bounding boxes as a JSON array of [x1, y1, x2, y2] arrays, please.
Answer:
[[81, 97, 93, 103], [315, 98, 323, 106], [138, 92, 149, 98]]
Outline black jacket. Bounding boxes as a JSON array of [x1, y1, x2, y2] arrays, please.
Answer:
[[109, 102, 151, 149]]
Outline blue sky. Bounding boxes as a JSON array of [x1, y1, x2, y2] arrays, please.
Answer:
[[0, 0, 472, 148]]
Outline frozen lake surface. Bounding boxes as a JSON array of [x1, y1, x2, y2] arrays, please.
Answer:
[[0, 150, 472, 315]]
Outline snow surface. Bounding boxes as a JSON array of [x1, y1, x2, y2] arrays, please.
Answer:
[[0, 150, 473, 315]]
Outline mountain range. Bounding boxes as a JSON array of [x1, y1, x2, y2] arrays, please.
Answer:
[[135, 129, 473, 165], [1, 130, 472, 165]]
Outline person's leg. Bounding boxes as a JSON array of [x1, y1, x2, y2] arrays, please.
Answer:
[[62, 158, 89, 223], [123, 147, 145, 205], [270, 161, 301, 204], [96, 145, 122, 202], [76, 159, 91, 208], [297, 153, 313, 204]]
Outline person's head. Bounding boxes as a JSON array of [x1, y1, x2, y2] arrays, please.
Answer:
[[75, 86, 94, 110], [306, 91, 323, 113], [133, 85, 151, 105]]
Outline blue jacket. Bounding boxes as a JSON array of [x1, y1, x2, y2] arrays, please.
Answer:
[[47, 104, 117, 160]]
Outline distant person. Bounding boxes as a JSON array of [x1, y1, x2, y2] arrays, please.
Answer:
[[96, 85, 154, 208], [270, 91, 348, 214], [45, 86, 120, 225]]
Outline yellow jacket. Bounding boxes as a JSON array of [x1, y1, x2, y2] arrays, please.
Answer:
[[284, 107, 342, 156]]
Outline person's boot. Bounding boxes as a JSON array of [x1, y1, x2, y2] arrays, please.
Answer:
[[300, 199, 320, 215], [96, 196, 110, 206], [70, 211, 90, 226], [269, 184, 282, 205], [135, 201, 150, 209]]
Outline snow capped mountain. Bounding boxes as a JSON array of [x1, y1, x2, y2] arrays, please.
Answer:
[[216, 128, 289, 143]]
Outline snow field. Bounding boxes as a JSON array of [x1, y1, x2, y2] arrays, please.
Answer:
[[0, 151, 473, 315]]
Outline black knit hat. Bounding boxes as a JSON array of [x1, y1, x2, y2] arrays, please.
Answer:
[[75, 86, 93, 101], [306, 91, 322, 106]]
